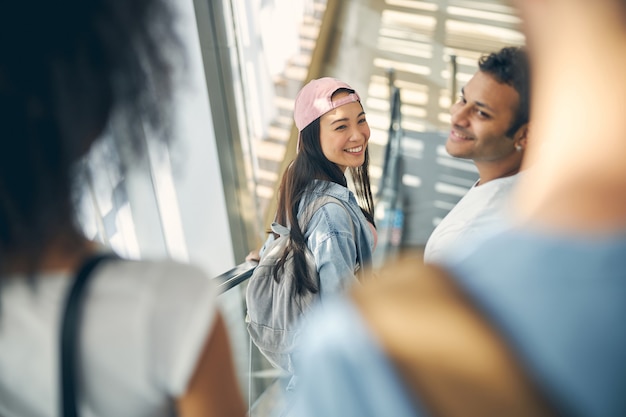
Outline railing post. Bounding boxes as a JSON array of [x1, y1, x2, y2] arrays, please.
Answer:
[[450, 54, 458, 104]]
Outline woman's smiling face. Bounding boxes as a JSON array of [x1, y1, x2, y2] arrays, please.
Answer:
[[318, 90, 370, 172]]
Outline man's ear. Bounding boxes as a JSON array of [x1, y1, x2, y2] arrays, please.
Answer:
[[514, 123, 529, 150]]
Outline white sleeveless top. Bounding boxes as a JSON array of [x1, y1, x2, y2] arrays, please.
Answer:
[[0, 258, 218, 417]]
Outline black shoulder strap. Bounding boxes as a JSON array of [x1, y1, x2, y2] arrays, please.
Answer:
[[60, 253, 118, 417], [299, 195, 355, 239]]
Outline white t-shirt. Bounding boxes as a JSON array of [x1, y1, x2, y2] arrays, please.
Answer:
[[0, 257, 218, 417], [423, 174, 519, 264]]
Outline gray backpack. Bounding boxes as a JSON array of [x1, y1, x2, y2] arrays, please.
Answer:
[[245, 195, 352, 374]]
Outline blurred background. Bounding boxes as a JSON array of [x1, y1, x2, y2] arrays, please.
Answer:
[[77, 0, 524, 413]]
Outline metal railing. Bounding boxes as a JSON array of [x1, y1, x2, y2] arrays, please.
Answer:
[[373, 70, 405, 267], [213, 261, 288, 416], [213, 261, 257, 293]]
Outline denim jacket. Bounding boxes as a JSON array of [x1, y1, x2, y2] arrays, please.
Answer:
[[261, 180, 375, 298]]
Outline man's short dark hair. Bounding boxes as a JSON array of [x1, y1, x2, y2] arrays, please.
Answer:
[[478, 46, 530, 138]]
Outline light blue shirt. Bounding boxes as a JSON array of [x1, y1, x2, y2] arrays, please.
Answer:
[[287, 228, 626, 417], [285, 296, 423, 417], [446, 229, 626, 417]]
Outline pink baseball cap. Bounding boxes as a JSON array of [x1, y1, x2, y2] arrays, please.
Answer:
[[293, 77, 361, 132]]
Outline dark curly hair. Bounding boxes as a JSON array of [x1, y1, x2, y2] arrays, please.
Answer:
[[0, 0, 181, 271], [479, 46, 531, 138]]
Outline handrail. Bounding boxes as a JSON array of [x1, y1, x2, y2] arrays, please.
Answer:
[[450, 54, 458, 105], [377, 70, 403, 200], [213, 261, 257, 293], [373, 73, 405, 267]]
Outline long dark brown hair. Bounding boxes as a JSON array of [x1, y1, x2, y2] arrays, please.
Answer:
[[272, 90, 375, 296]]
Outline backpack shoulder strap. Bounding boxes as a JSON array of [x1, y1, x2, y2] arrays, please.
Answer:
[[60, 253, 119, 417], [298, 195, 355, 239]]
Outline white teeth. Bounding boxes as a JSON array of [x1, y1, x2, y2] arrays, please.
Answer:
[[454, 131, 470, 140], [345, 145, 363, 153]]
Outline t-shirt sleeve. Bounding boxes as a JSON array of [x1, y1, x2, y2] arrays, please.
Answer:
[[289, 297, 424, 417], [146, 261, 219, 396]]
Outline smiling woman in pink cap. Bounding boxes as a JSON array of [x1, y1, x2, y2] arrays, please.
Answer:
[[246, 77, 377, 372], [276, 77, 376, 295]]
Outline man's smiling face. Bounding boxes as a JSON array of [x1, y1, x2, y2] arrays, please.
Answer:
[[446, 70, 520, 164]]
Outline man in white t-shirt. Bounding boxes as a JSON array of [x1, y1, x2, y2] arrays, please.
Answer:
[[424, 46, 530, 264]]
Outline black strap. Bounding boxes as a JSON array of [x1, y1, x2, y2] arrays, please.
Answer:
[[60, 253, 117, 417]]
